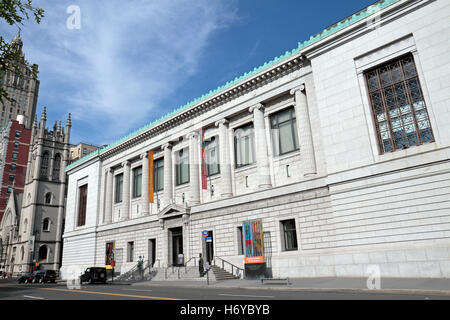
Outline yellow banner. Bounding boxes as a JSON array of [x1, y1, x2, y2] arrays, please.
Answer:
[[148, 151, 154, 203]]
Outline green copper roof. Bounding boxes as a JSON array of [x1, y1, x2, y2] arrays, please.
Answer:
[[65, 0, 401, 172]]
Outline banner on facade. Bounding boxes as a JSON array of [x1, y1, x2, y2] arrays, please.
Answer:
[[148, 150, 154, 203], [200, 128, 208, 190], [243, 220, 265, 264], [105, 241, 115, 266], [28, 235, 35, 253]]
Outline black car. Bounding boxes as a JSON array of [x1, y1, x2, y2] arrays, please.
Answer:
[[17, 273, 34, 284], [33, 270, 57, 283], [80, 267, 107, 284]]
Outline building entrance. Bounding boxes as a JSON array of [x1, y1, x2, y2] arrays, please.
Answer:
[[170, 227, 183, 266]]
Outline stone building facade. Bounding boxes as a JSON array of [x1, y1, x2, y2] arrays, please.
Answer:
[[0, 35, 39, 129], [0, 109, 71, 274], [61, 0, 450, 279]]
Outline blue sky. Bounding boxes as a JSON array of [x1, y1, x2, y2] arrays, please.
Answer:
[[1, 0, 376, 146]]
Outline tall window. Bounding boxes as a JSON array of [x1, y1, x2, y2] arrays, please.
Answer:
[[40, 152, 49, 178], [205, 136, 220, 176], [154, 158, 164, 192], [42, 218, 50, 232], [115, 174, 123, 203], [365, 54, 435, 154], [45, 192, 52, 204], [77, 184, 88, 227], [133, 166, 142, 198], [271, 108, 299, 156], [38, 245, 48, 260], [176, 149, 189, 186], [52, 154, 61, 180], [234, 123, 255, 168], [127, 241, 134, 262], [281, 219, 298, 251]]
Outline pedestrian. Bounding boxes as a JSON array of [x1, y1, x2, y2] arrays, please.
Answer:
[[198, 253, 204, 277]]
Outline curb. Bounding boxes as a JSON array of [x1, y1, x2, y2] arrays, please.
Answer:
[[131, 282, 450, 297]]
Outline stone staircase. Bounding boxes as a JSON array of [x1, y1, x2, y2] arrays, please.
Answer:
[[150, 266, 213, 282], [210, 265, 240, 281]]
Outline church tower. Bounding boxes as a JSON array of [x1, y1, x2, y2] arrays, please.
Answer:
[[19, 108, 71, 271]]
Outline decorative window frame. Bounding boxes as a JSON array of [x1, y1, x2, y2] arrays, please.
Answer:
[[355, 34, 439, 162]]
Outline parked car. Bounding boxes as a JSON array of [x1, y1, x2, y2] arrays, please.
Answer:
[[80, 267, 107, 284], [33, 270, 57, 283], [17, 273, 34, 284]]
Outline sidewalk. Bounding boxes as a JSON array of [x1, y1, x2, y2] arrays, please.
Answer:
[[132, 277, 450, 296]]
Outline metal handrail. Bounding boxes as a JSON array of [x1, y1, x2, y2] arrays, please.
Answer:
[[212, 256, 245, 279], [184, 257, 197, 273]]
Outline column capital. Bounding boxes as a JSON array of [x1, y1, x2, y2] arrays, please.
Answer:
[[105, 167, 114, 174], [140, 152, 149, 160], [290, 84, 305, 95], [249, 103, 264, 114], [215, 119, 229, 127], [161, 142, 172, 150], [121, 160, 131, 168], [186, 131, 199, 140]]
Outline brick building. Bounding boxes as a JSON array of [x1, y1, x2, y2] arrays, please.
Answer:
[[0, 118, 32, 221]]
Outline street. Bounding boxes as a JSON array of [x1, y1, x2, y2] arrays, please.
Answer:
[[0, 280, 449, 301]]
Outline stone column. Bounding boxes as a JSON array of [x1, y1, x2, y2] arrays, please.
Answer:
[[122, 161, 131, 220], [215, 119, 233, 198], [249, 103, 272, 189], [140, 152, 150, 216], [290, 84, 317, 177], [187, 132, 200, 206], [162, 143, 173, 207], [104, 168, 113, 224]]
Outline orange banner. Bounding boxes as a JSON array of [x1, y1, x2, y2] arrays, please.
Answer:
[[148, 151, 154, 203]]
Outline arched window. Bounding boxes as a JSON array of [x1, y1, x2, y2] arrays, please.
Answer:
[[23, 218, 28, 233], [42, 218, 50, 232], [52, 154, 61, 180], [20, 246, 24, 261], [38, 245, 48, 261], [45, 192, 52, 204], [40, 152, 49, 178]]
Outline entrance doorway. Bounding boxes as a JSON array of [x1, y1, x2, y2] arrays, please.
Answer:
[[148, 239, 156, 267], [170, 227, 183, 266], [205, 230, 214, 264]]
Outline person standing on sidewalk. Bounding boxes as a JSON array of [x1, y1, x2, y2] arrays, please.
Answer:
[[198, 253, 204, 277]]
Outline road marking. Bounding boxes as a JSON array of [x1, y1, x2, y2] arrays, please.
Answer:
[[23, 295, 45, 300], [123, 289, 153, 292], [39, 287, 184, 300], [219, 293, 275, 298]]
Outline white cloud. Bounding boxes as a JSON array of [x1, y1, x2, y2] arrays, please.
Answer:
[[7, 0, 238, 145]]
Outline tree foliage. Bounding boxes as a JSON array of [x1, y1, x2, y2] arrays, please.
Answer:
[[0, 0, 44, 103]]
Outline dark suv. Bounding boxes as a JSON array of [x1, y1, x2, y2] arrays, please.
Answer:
[[80, 267, 107, 284], [33, 270, 57, 283]]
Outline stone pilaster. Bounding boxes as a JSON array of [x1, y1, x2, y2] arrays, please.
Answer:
[[122, 161, 131, 220], [290, 84, 317, 177], [249, 103, 272, 189], [104, 168, 113, 224], [140, 152, 150, 216], [215, 119, 233, 198], [162, 143, 173, 207], [187, 132, 200, 206]]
